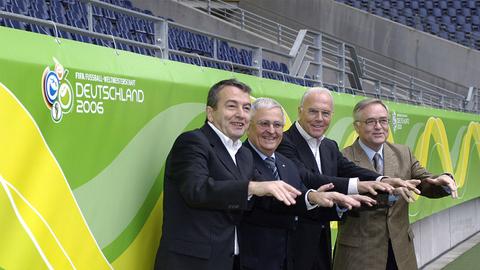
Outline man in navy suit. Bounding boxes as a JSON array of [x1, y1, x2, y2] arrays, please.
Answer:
[[277, 87, 416, 270], [239, 97, 376, 270], [155, 79, 301, 270]]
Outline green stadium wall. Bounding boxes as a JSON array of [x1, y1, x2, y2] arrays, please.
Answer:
[[0, 26, 478, 269]]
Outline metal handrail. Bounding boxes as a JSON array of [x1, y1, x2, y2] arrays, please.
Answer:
[[0, 0, 477, 113], [174, 0, 477, 112]]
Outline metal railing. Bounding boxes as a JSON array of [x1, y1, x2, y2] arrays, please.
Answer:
[[0, 0, 477, 113], [175, 0, 479, 113]]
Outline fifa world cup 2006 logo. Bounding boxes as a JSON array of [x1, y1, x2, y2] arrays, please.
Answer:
[[42, 57, 74, 123]]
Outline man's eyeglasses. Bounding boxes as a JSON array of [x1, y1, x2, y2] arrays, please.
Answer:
[[256, 120, 285, 130], [356, 118, 389, 127]]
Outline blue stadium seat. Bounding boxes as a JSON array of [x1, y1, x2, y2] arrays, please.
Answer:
[[396, 1, 404, 10], [338, 0, 480, 49], [442, 15, 451, 25], [430, 22, 440, 34], [455, 31, 466, 43], [433, 8, 442, 18], [92, 6, 103, 17], [452, 1, 462, 10], [462, 23, 472, 33], [403, 8, 413, 18], [410, 0, 420, 10], [11, 0, 28, 16], [425, 1, 433, 10], [439, 0, 447, 10], [447, 7, 456, 17], [472, 15, 480, 25], [4, 18, 26, 30], [419, 7, 428, 17], [461, 8, 471, 17], [28, 21, 50, 35], [456, 15, 466, 26]]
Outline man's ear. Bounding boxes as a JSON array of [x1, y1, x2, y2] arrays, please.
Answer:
[[206, 106, 214, 122], [353, 122, 360, 133]]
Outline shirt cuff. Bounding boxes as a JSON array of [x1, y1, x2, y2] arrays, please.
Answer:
[[305, 189, 319, 210], [347, 178, 359, 195], [376, 176, 386, 181]]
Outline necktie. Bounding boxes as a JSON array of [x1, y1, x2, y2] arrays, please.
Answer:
[[373, 153, 383, 174], [264, 157, 280, 180]]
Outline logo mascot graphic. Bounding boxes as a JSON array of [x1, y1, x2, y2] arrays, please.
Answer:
[[42, 57, 74, 122]]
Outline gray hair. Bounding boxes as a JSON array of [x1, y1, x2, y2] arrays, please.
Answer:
[[353, 98, 389, 121], [300, 87, 334, 107], [251, 97, 286, 123]]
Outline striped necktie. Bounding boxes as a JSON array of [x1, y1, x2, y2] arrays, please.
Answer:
[[264, 157, 280, 180], [373, 153, 384, 174]]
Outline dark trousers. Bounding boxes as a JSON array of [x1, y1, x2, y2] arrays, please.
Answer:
[[233, 255, 241, 270]]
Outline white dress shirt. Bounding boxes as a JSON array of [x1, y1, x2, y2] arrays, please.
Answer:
[[295, 122, 360, 194]]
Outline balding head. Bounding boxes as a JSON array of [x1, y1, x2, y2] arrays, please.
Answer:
[[297, 87, 334, 139]]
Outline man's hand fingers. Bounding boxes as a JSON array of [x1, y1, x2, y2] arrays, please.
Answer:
[[397, 188, 410, 202], [353, 194, 376, 207], [406, 179, 421, 186], [278, 180, 302, 196], [406, 184, 421, 195], [317, 183, 335, 192], [250, 181, 300, 205], [330, 193, 359, 209], [381, 182, 394, 194], [451, 189, 458, 199], [310, 192, 334, 207], [405, 189, 416, 203]]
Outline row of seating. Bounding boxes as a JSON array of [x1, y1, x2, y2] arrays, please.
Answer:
[[0, 0, 307, 85], [338, 0, 480, 49]]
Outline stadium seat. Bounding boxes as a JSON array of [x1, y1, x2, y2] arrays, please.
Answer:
[[337, 0, 480, 50]]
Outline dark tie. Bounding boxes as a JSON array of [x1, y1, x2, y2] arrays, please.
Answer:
[[264, 157, 280, 180], [373, 153, 383, 174]]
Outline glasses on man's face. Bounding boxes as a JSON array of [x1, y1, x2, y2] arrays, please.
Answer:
[[256, 120, 285, 130], [357, 118, 389, 127]]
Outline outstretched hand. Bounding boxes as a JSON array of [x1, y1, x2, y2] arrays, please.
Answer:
[[357, 180, 394, 195], [424, 175, 458, 199], [248, 180, 302, 205], [381, 178, 421, 195]]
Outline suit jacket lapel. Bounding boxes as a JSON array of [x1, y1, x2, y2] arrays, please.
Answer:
[[290, 123, 320, 174], [276, 157, 289, 181], [382, 143, 395, 177], [201, 124, 241, 180], [351, 139, 376, 172], [319, 142, 329, 175], [236, 147, 252, 181], [243, 141, 273, 180]]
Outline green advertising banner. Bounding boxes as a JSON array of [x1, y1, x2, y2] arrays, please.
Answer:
[[0, 26, 479, 269]]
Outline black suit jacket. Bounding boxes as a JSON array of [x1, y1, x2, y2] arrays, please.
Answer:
[[239, 141, 339, 270], [276, 123, 380, 270], [155, 124, 254, 270]]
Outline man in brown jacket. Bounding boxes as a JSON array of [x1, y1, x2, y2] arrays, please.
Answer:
[[333, 98, 458, 270]]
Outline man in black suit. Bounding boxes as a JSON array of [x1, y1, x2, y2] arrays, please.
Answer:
[[155, 79, 301, 270], [239, 97, 375, 270], [277, 87, 415, 270]]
